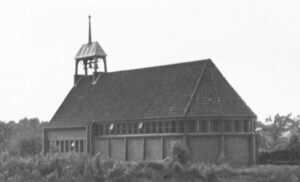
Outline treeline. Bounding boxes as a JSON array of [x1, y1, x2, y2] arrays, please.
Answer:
[[256, 114, 300, 164], [0, 118, 47, 156]]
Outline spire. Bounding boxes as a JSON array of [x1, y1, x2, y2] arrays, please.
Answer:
[[88, 14, 92, 44]]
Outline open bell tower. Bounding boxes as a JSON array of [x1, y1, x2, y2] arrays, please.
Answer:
[[74, 15, 107, 84]]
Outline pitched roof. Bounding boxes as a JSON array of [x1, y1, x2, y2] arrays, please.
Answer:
[[47, 59, 255, 128], [75, 41, 106, 60]]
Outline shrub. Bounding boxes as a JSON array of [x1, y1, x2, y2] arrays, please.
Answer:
[[171, 142, 189, 165]]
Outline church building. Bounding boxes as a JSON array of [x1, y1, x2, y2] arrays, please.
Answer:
[[44, 16, 257, 166]]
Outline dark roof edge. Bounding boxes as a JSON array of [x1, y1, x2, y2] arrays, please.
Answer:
[[209, 60, 224, 116], [107, 58, 211, 74], [209, 61, 257, 118], [49, 87, 76, 123]]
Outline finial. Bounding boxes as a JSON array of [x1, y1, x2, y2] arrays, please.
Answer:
[[88, 14, 92, 44]]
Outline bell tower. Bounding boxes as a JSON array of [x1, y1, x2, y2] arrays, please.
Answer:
[[74, 15, 107, 84]]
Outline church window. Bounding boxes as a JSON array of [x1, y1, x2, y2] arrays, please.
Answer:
[[225, 120, 232, 132], [243, 120, 249, 132], [99, 124, 103, 135], [80, 140, 84, 152], [200, 120, 207, 132], [171, 121, 176, 133], [188, 120, 197, 133], [211, 120, 220, 132], [138, 122, 143, 133], [133, 123, 138, 133], [104, 124, 109, 135], [110, 124, 114, 130], [115, 123, 120, 134], [60, 140, 64, 152], [164, 121, 170, 133], [128, 123, 132, 134], [152, 122, 157, 133], [178, 121, 184, 133], [70, 140, 75, 152], [121, 123, 126, 134], [65, 141, 69, 152], [75, 140, 79, 152], [145, 122, 150, 133], [158, 121, 163, 133], [234, 120, 241, 132]]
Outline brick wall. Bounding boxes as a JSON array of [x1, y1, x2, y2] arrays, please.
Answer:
[[145, 137, 162, 161], [225, 136, 249, 166], [127, 138, 144, 161], [188, 136, 220, 163], [111, 138, 125, 160]]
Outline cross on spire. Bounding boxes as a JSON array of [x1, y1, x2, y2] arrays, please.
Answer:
[[88, 14, 92, 44]]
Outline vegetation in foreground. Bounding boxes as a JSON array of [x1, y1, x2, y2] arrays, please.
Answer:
[[1, 115, 300, 181], [0, 152, 300, 182]]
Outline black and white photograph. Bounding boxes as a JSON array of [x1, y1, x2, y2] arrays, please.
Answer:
[[0, 0, 300, 181]]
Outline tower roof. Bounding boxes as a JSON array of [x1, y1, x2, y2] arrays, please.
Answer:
[[75, 15, 106, 60], [75, 41, 106, 60]]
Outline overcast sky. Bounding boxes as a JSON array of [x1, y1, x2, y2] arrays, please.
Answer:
[[0, 0, 299, 122]]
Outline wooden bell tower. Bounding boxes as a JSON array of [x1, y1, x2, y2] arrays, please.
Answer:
[[74, 15, 107, 84]]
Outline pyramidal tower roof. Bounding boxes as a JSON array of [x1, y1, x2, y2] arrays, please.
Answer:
[[75, 15, 106, 60]]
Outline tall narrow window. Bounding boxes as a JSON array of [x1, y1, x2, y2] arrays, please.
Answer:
[[128, 123, 132, 134], [158, 121, 163, 133], [178, 121, 184, 133], [105, 124, 109, 135], [243, 120, 249, 132], [94, 124, 99, 136], [145, 122, 150, 133], [80, 140, 84, 152], [60, 140, 64, 152], [171, 121, 176, 133], [234, 120, 240, 132], [188, 120, 196, 133], [115, 123, 120, 134], [133, 123, 138, 134], [138, 122, 143, 133], [109, 124, 114, 134], [99, 124, 103, 135], [122, 123, 126, 134], [152, 122, 157, 133], [225, 120, 232, 133], [65, 140, 69, 152], [164, 121, 170, 133], [200, 120, 207, 132], [75, 140, 79, 152], [211, 120, 220, 132], [70, 140, 75, 152]]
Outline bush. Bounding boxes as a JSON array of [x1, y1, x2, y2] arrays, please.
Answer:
[[1, 152, 300, 182], [171, 142, 189, 165]]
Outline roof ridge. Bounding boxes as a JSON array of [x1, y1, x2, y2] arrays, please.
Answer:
[[182, 59, 209, 116], [107, 59, 211, 74], [209, 61, 224, 116]]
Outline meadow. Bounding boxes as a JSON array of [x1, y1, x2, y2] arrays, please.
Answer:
[[0, 152, 300, 182]]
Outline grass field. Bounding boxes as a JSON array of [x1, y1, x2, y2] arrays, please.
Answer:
[[0, 152, 300, 182]]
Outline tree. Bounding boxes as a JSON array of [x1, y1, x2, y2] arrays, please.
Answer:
[[265, 114, 293, 143]]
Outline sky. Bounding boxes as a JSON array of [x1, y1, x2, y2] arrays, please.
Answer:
[[0, 0, 299, 122]]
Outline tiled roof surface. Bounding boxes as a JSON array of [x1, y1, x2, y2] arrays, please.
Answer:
[[48, 59, 255, 128], [75, 41, 106, 60]]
